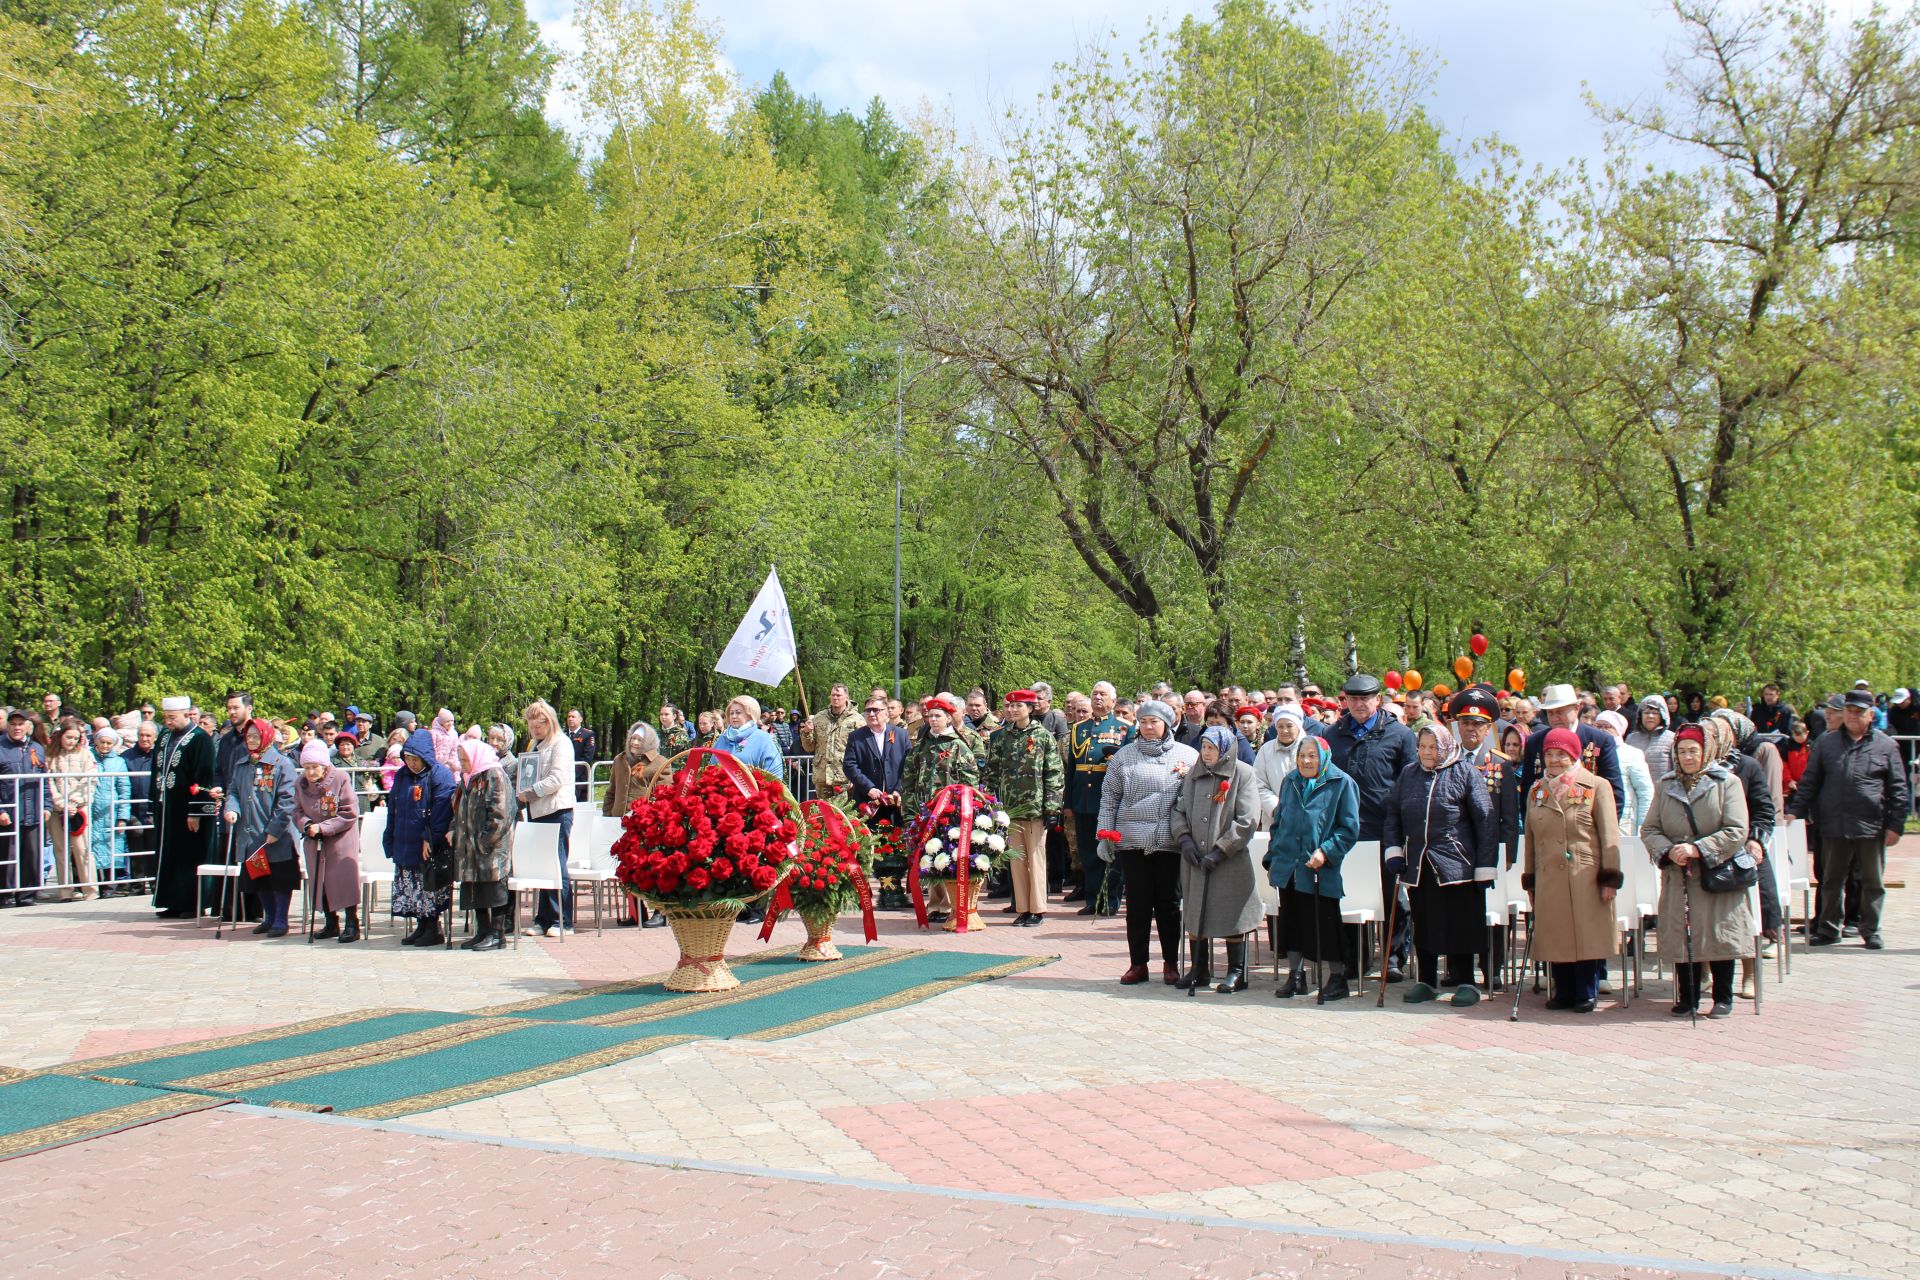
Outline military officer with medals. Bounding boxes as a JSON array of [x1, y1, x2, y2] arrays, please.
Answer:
[[151, 696, 218, 919], [1066, 680, 1134, 915], [1448, 683, 1511, 990], [984, 690, 1065, 927]]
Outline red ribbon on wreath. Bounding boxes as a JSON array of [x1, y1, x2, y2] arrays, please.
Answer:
[[907, 783, 981, 934], [759, 801, 878, 944]]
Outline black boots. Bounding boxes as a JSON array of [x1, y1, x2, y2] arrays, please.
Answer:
[[1319, 973, 1350, 1002], [401, 919, 424, 946], [315, 912, 341, 940], [1176, 939, 1212, 991], [1215, 941, 1249, 993], [462, 909, 505, 951], [1276, 965, 1308, 999], [405, 917, 444, 948], [338, 908, 360, 944]]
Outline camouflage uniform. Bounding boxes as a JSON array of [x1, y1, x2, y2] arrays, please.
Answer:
[[800, 707, 864, 801], [900, 730, 979, 917], [986, 721, 1065, 915]]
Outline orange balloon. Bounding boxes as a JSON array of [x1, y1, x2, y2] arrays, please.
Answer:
[[1507, 668, 1526, 693], [1432, 683, 1451, 698], [1404, 669, 1423, 691], [1452, 654, 1473, 682]]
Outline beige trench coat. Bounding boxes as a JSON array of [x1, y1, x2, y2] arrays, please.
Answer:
[[1523, 767, 1622, 963], [1641, 767, 1754, 963]]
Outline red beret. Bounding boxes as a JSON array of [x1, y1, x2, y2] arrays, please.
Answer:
[[921, 695, 959, 716], [1234, 704, 1265, 720], [1005, 690, 1039, 705]]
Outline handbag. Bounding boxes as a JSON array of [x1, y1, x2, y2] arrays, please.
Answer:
[[422, 842, 456, 892], [1679, 791, 1759, 894]]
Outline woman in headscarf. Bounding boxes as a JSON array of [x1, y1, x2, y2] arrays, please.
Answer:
[[452, 738, 515, 952], [1252, 707, 1309, 824], [1522, 727, 1623, 1013], [604, 720, 670, 929], [1203, 701, 1254, 764], [1266, 736, 1360, 1001], [295, 738, 362, 943], [1169, 726, 1262, 993], [222, 717, 300, 938], [1705, 710, 1780, 999], [710, 694, 783, 775], [1626, 695, 1675, 784], [1642, 722, 1752, 1018], [1383, 721, 1499, 1006], [387, 727, 457, 946], [1096, 700, 1199, 985], [89, 725, 131, 890]]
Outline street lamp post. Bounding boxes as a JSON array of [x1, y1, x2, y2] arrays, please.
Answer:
[[895, 345, 904, 701]]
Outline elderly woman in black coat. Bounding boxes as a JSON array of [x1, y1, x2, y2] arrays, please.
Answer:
[[1383, 722, 1499, 1006]]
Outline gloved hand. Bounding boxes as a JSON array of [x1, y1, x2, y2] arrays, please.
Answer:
[[1384, 856, 1407, 883], [1096, 840, 1116, 863], [1201, 845, 1226, 871], [1178, 834, 1203, 867]]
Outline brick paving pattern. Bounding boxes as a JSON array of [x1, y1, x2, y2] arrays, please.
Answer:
[[2, 834, 1915, 1278]]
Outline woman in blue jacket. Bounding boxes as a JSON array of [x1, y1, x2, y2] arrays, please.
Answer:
[[1266, 738, 1360, 1002], [1383, 722, 1498, 1007], [89, 726, 131, 886], [384, 727, 457, 947], [711, 695, 784, 775]]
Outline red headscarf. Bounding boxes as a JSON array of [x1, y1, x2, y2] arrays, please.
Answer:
[[246, 717, 276, 756]]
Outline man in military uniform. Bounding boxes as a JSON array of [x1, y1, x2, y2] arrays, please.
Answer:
[[985, 690, 1064, 927], [800, 682, 864, 804], [963, 687, 1001, 741], [1065, 680, 1134, 915], [151, 696, 218, 918], [900, 695, 980, 924]]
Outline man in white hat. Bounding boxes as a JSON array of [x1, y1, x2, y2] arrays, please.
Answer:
[[151, 697, 219, 919], [1518, 684, 1626, 821]]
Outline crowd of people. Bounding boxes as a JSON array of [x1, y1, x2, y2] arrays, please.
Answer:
[[0, 674, 1911, 1015]]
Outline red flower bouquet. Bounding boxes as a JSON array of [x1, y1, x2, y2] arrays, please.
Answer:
[[614, 748, 801, 990], [758, 800, 877, 960]]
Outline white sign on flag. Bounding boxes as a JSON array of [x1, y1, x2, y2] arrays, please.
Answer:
[[714, 566, 798, 688]]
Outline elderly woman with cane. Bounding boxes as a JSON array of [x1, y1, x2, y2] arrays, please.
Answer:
[[1385, 722, 1499, 1007], [1169, 726, 1262, 994], [1266, 737, 1360, 1002], [1641, 722, 1752, 1019], [1521, 727, 1622, 1014], [223, 717, 300, 938], [453, 739, 516, 952], [295, 739, 362, 943]]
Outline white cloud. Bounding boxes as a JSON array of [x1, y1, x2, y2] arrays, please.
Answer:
[[531, 0, 1912, 175]]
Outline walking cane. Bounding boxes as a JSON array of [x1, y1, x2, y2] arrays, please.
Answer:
[[1509, 914, 1533, 1022], [1374, 885, 1400, 1008], [1680, 859, 1697, 1029], [214, 820, 236, 940], [305, 832, 320, 944], [1312, 869, 1324, 1007], [1188, 862, 1212, 999]]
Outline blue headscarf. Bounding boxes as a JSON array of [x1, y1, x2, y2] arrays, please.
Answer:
[[1295, 736, 1334, 796], [1200, 725, 1238, 762]]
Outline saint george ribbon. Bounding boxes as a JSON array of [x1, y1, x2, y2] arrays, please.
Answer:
[[759, 800, 878, 944]]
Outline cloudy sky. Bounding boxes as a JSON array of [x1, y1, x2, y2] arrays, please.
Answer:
[[531, 0, 1893, 175]]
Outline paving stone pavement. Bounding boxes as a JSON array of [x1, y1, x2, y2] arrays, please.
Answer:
[[2, 837, 1916, 1279]]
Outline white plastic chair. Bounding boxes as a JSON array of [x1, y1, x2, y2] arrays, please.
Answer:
[[1337, 841, 1384, 995], [196, 822, 244, 929], [1778, 819, 1812, 960], [1617, 836, 1660, 992], [570, 812, 622, 935], [357, 808, 395, 931], [1497, 844, 1530, 987], [507, 821, 566, 946], [1766, 829, 1792, 979]]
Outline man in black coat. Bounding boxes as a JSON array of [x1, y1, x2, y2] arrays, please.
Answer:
[[1327, 673, 1418, 978], [1788, 689, 1910, 949], [844, 694, 912, 908], [1518, 685, 1626, 820]]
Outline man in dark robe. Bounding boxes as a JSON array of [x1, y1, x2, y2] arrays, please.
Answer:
[[152, 697, 218, 918]]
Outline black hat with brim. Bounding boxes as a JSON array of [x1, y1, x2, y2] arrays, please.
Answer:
[[1342, 674, 1382, 697]]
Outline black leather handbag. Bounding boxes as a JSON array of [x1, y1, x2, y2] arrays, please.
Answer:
[[1682, 795, 1760, 894]]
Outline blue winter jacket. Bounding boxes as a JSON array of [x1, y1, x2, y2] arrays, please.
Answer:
[[712, 723, 784, 776], [1381, 758, 1498, 887], [1326, 712, 1418, 839], [384, 729, 456, 869], [1265, 759, 1361, 899], [225, 745, 299, 867]]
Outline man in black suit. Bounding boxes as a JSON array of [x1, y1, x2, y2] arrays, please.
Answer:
[[844, 693, 913, 908]]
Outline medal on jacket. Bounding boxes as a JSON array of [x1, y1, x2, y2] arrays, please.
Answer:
[[254, 766, 270, 791], [323, 795, 336, 817], [412, 784, 422, 803]]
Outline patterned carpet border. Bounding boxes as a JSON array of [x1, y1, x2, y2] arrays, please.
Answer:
[[0, 1075, 230, 1162], [39, 947, 1058, 1125]]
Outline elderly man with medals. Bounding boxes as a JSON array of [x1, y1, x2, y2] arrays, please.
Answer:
[[151, 696, 219, 919]]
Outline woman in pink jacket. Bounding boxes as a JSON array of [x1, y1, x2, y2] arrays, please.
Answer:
[[296, 739, 363, 943]]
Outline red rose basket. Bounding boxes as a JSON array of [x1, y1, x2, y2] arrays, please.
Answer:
[[613, 748, 800, 991], [756, 800, 877, 960]]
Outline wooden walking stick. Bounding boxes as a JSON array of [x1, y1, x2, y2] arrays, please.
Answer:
[[1313, 869, 1325, 1006], [1374, 888, 1399, 1007], [1681, 860, 1697, 1029]]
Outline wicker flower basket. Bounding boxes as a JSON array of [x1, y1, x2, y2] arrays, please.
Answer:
[[648, 898, 748, 992], [796, 905, 842, 962], [942, 879, 984, 933]]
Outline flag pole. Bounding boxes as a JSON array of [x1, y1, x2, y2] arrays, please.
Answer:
[[792, 662, 813, 724]]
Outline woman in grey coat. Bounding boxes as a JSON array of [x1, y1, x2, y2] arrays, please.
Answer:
[[1641, 722, 1753, 1018], [1097, 700, 1199, 987], [1169, 726, 1263, 994]]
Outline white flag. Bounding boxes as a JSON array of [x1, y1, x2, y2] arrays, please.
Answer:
[[714, 566, 798, 688]]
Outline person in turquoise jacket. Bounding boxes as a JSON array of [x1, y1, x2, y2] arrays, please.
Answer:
[[89, 727, 132, 883], [1265, 737, 1360, 1002]]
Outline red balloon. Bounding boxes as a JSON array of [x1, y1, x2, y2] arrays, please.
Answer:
[[1470, 632, 1489, 657], [1382, 671, 1403, 691]]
